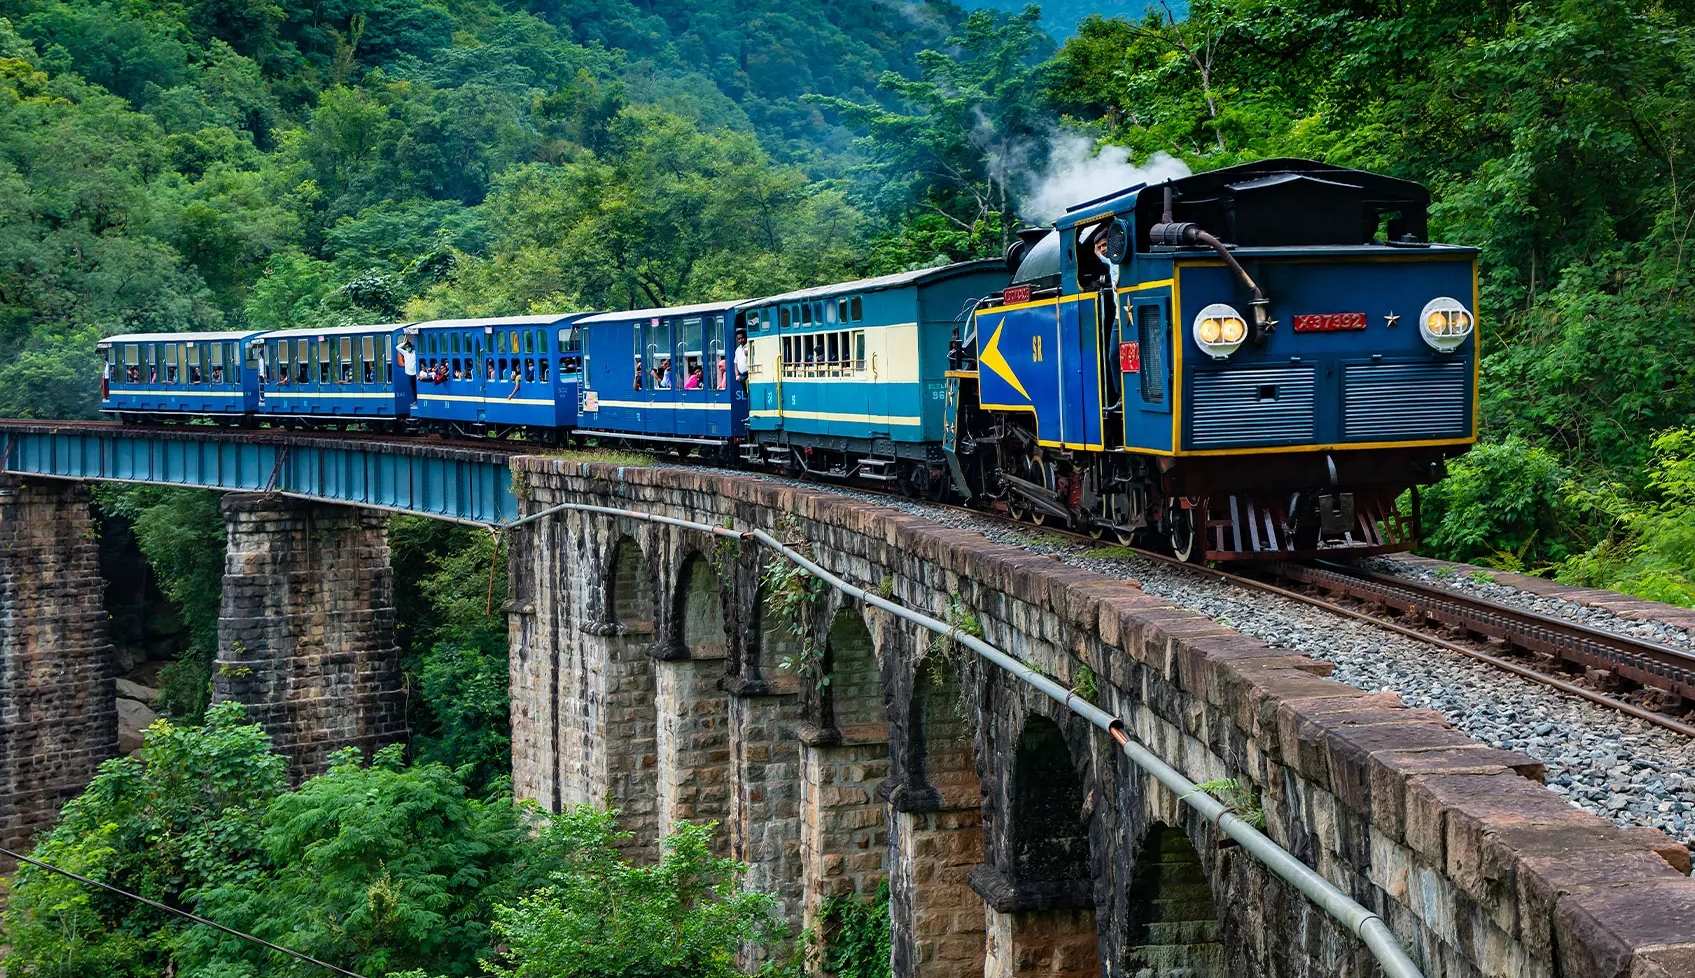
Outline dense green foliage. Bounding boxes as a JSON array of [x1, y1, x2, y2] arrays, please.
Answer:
[[2, 707, 783, 978], [389, 516, 513, 790]]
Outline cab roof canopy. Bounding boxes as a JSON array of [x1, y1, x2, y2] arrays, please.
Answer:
[[1063, 158, 1431, 249]]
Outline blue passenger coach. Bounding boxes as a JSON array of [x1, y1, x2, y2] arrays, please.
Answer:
[[255, 323, 413, 425], [100, 331, 265, 421], [738, 262, 1005, 491], [407, 314, 589, 439], [576, 301, 745, 448]]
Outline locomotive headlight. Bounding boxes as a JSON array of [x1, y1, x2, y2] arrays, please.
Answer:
[[1193, 303, 1248, 359], [1419, 297, 1474, 351]]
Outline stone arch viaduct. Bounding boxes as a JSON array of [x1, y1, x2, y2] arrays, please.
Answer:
[[2, 440, 1695, 977]]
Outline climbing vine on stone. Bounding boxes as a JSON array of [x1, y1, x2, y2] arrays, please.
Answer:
[[762, 548, 827, 688]]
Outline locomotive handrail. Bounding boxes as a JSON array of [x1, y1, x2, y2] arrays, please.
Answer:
[[498, 496, 1425, 978]]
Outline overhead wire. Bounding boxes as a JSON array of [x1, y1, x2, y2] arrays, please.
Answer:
[[0, 845, 370, 978]]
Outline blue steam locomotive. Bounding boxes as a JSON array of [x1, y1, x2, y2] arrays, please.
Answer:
[[99, 159, 1477, 560]]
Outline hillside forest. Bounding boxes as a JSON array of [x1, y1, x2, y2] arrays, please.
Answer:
[[2, 0, 1694, 975]]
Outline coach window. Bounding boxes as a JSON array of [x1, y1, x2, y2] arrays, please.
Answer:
[[850, 296, 864, 322], [826, 332, 839, 373], [383, 336, 393, 383], [164, 343, 180, 383], [184, 345, 200, 384], [338, 337, 353, 382], [361, 336, 376, 382], [524, 356, 535, 382], [681, 317, 703, 382], [538, 358, 549, 383], [825, 300, 838, 324], [209, 343, 225, 384], [854, 330, 866, 371], [799, 303, 810, 326]]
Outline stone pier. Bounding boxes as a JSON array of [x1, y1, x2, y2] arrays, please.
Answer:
[[0, 479, 116, 861], [214, 494, 405, 778]]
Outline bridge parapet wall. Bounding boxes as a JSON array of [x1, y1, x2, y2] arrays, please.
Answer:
[[0, 478, 117, 864], [508, 457, 1695, 978]]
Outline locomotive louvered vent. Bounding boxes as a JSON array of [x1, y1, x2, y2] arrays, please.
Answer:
[[1189, 366, 1316, 448], [1343, 360, 1470, 439]]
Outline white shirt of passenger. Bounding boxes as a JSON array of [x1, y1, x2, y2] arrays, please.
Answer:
[[734, 343, 750, 378]]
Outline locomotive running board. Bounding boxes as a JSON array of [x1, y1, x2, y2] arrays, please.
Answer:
[[1204, 491, 1415, 562]]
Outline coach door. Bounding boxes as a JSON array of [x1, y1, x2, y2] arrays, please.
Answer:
[[1122, 295, 1173, 452]]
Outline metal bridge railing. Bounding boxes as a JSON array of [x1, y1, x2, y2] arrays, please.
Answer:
[[502, 498, 1425, 978]]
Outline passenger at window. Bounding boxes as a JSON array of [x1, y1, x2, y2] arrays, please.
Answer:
[[715, 354, 726, 390], [452, 364, 464, 381], [397, 337, 418, 379], [632, 358, 643, 390], [210, 365, 223, 384], [1090, 230, 1119, 290], [684, 364, 703, 390], [507, 366, 522, 400], [656, 357, 672, 389], [734, 331, 750, 393], [189, 364, 201, 383], [127, 365, 141, 383], [364, 361, 375, 383]]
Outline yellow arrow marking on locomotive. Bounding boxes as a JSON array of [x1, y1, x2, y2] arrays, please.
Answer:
[[978, 319, 1029, 401]]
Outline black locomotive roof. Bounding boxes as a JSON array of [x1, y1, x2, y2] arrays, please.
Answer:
[[1010, 158, 1444, 282]]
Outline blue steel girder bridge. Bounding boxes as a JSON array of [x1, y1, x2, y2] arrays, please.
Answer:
[[0, 421, 519, 525]]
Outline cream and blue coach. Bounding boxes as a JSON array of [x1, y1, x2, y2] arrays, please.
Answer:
[[736, 262, 1006, 491]]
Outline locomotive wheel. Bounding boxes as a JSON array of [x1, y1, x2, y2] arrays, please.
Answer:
[[1116, 527, 1137, 547], [1008, 495, 1030, 522], [1168, 505, 1200, 563], [1030, 507, 1052, 527]]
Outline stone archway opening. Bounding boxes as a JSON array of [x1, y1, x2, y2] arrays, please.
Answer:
[[825, 607, 884, 735], [608, 534, 654, 631], [1011, 716, 1089, 891], [1124, 825, 1226, 977], [979, 713, 1098, 978], [655, 554, 732, 853], [599, 534, 658, 856], [801, 608, 891, 941]]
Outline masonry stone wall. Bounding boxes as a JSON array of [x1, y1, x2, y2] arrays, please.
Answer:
[[508, 458, 1695, 978], [0, 479, 117, 863], [214, 494, 406, 779]]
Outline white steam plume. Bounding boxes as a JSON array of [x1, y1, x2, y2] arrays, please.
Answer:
[[1019, 134, 1191, 224]]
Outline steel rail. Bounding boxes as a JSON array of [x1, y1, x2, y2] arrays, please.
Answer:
[[1278, 560, 1695, 702], [495, 498, 1425, 978]]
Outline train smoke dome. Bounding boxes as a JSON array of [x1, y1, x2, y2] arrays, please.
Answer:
[[1019, 134, 1190, 223]]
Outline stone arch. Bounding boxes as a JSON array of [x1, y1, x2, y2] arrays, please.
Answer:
[[908, 657, 981, 805], [673, 552, 729, 656], [598, 532, 658, 855], [654, 552, 733, 853], [1124, 824, 1226, 977], [889, 651, 988, 978], [799, 606, 891, 941], [823, 607, 883, 736], [607, 534, 654, 632], [750, 583, 803, 687], [1010, 714, 1090, 895]]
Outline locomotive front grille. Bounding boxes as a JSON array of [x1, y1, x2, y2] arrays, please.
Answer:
[[1189, 366, 1317, 448], [1342, 360, 1470, 440]]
